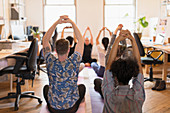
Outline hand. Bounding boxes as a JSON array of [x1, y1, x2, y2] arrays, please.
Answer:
[[117, 24, 123, 30], [118, 30, 128, 41], [60, 15, 73, 24], [86, 26, 90, 30], [102, 27, 106, 30], [56, 17, 63, 24], [125, 29, 134, 41]]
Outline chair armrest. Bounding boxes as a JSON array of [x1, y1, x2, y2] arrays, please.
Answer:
[[15, 52, 28, 56], [147, 50, 164, 61], [6, 55, 28, 74]]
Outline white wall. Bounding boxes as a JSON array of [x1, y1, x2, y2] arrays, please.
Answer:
[[25, 0, 43, 31], [77, 0, 103, 38]]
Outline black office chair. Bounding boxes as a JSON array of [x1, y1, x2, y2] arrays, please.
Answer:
[[0, 38, 42, 110], [37, 28, 58, 75], [37, 49, 47, 75], [133, 33, 163, 82], [51, 27, 58, 52]]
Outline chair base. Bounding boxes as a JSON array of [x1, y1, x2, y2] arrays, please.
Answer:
[[144, 77, 162, 82], [0, 91, 42, 110]]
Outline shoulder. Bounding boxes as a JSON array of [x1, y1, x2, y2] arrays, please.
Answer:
[[45, 52, 57, 62], [69, 51, 82, 62]]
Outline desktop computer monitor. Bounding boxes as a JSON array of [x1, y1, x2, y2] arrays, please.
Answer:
[[155, 33, 165, 45]]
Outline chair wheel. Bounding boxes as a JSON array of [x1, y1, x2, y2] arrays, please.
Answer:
[[38, 99, 42, 104]]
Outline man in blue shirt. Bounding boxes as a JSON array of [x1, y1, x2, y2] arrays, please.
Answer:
[[42, 15, 86, 113]]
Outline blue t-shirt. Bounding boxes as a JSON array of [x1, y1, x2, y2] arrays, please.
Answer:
[[45, 51, 82, 110]]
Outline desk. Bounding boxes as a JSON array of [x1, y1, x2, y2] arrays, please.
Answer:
[[142, 42, 170, 84], [0, 41, 31, 59], [0, 41, 32, 91]]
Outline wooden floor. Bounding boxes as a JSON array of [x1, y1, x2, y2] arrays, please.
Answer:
[[0, 65, 170, 113]]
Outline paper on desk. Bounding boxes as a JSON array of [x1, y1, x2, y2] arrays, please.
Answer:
[[0, 49, 13, 53]]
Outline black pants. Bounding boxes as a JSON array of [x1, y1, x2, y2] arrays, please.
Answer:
[[43, 84, 86, 113], [94, 78, 103, 99]]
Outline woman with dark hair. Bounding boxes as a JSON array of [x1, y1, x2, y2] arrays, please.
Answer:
[[91, 27, 112, 77], [61, 26, 77, 57]]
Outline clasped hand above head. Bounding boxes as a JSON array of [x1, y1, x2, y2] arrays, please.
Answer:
[[118, 29, 134, 41], [57, 15, 73, 24]]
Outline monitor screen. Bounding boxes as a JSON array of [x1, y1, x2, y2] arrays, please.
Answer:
[[155, 33, 165, 45]]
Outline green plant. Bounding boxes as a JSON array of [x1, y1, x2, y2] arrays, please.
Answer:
[[135, 16, 149, 33], [30, 28, 40, 35]]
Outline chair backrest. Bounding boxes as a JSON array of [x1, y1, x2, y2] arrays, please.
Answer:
[[51, 28, 58, 51], [26, 38, 38, 71], [133, 33, 145, 57]]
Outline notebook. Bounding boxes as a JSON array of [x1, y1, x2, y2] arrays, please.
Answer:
[[155, 33, 165, 45]]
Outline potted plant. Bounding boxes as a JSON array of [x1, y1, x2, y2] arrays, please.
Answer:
[[30, 28, 41, 41], [135, 16, 149, 39]]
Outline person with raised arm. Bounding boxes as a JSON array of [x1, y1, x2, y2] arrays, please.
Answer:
[[42, 15, 86, 113], [102, 30, 144, 113], [82, 26, 97, 67], [91, 27, 111, 77], [61, 26, 78, 57]]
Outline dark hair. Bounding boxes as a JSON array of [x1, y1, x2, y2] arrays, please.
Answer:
[[102, 37, 109, 51], [66, 36, 74, 46], [110, 58, 139, 85], [55, 39, 69, 55]]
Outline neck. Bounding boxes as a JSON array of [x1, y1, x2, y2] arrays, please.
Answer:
[[58, 54, 68, 62]]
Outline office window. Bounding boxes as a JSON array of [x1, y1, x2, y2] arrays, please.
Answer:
[[104, 0, 136, 32], [44, 0, 76, 32]]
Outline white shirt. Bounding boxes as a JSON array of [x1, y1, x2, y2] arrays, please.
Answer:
[[97, 44, 106, 67]]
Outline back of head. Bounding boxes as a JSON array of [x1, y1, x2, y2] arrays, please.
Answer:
[[66, 36, 74, 46], [110, 57, 139, 85], [56, 39, 70, 55], [102, 37, 109, 51]]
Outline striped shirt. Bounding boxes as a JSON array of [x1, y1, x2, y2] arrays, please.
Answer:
[[102, 70, 145, 113]]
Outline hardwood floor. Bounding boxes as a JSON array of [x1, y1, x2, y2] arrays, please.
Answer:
[[0, 66, 170, 113]]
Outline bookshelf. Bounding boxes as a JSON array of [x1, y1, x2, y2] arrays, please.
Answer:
[[160, 0, 170, 17]]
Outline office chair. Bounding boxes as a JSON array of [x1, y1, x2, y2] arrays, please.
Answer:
[[37, 28, 57, 75], [50, 28, 58, 52], [133, 33, 163, 82], [37, 49, 47, 75], [0, 38, 42, 110]]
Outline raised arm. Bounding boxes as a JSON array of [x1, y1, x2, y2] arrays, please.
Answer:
[[42, 18, 62, 56], [61, 26, 72, 39], [105, 24, 123, 65], [126, 30, 143, 74], [73, 33, 78, 43], [105, 30, 127, 70], [114, 24, 123, 35], [82, 27, 88, 39], [96, 27, 105, 45], [62, 17, 84, 56], [88, 27, 93, 45], [105, 27, 112, 36]]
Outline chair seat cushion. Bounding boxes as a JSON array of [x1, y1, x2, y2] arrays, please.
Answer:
[[0, 65, 28, 76], [141, 57, 163, 65]]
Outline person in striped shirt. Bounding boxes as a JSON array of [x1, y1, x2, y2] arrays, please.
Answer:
[[102, 29, 145, 113]]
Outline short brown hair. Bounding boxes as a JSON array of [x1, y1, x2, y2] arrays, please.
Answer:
[[55, 39, 70, 55]]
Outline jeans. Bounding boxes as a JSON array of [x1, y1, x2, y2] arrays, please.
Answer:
[[91, 62, 105, 77]]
